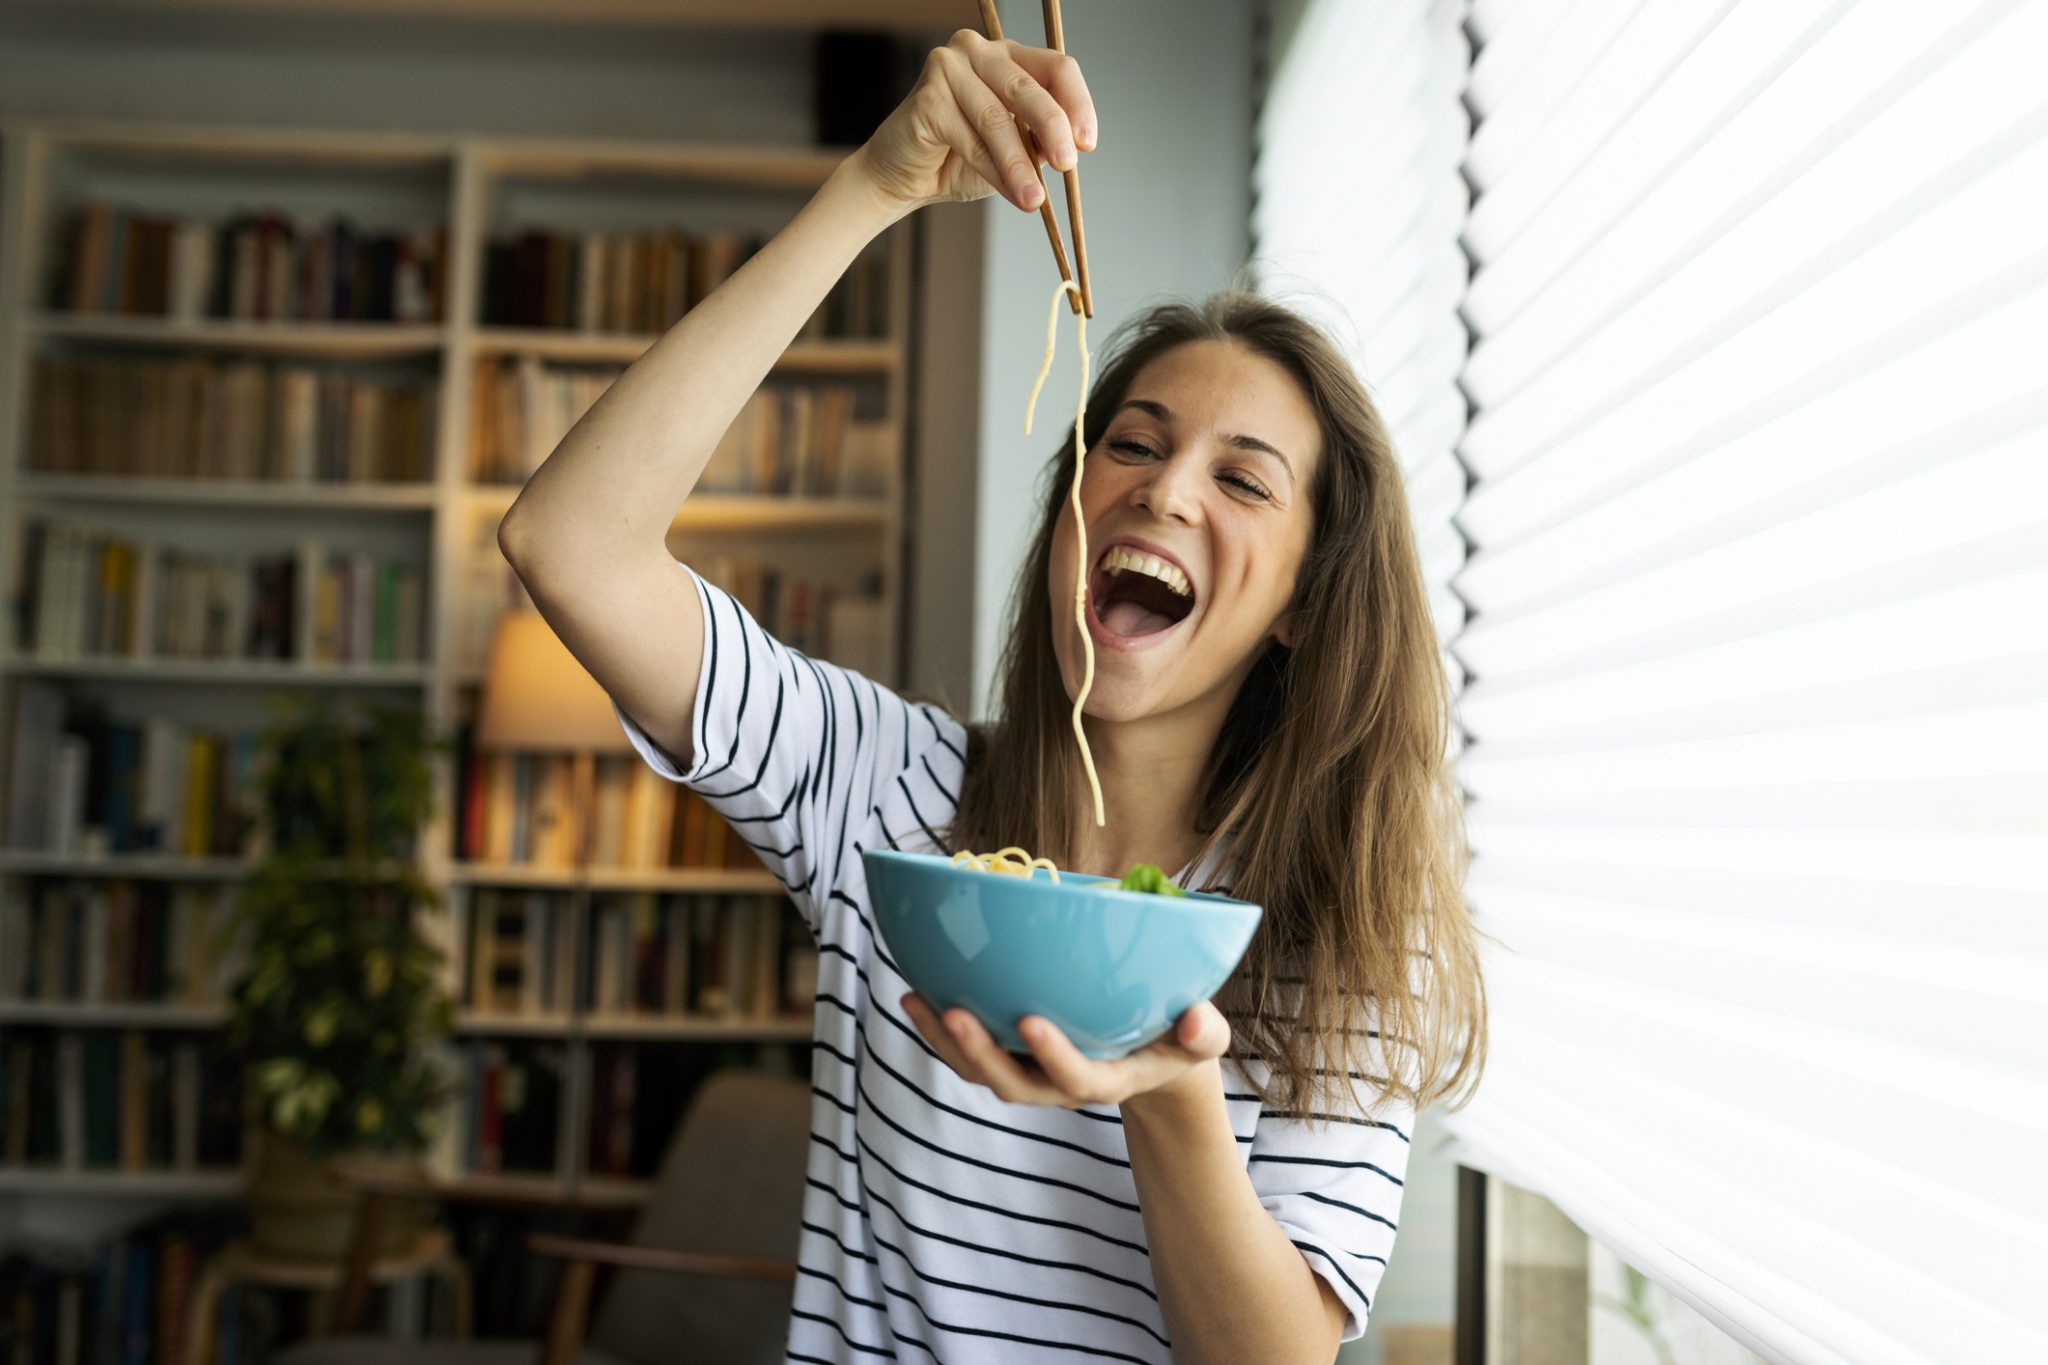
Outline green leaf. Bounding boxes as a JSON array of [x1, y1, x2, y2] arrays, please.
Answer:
[[1116, 863, 1186, 897]]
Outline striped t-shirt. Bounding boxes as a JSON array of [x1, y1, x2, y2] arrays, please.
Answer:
[[610, 569, 1413, 1363]]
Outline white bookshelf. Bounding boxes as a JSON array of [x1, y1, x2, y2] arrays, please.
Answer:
[[0, 115, 910, 1204]]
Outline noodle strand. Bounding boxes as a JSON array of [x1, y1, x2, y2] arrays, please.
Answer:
[[1022, 278, 1105, 828], [950, 847, 1061, 882]]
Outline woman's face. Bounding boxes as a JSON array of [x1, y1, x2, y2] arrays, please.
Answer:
[[1049, 337, 1322, 725]]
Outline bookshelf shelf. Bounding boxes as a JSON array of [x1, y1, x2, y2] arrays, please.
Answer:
[[0, 850, 253, 878], [0, 656, 435, 685], [0, 1167, 247, 1196], [473, 138, 845, 187], [16, 472, 440, 510], [454, 1010, 575, 1036], [0, 1002, 229, 1028], [574, 1174, 655, 1207], [463, 486, 887, 532], [447, 863, 786, 894], [0, 114, 912, 1204], [470, 326, 897, 374], [580, 1015, 812, 1042], [27, 311, 448, 357]]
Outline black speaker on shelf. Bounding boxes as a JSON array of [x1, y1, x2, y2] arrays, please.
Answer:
[[814, 29, 907, 148]]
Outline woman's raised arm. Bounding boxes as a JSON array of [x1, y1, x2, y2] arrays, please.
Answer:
[[498, 31, 1095, 767]]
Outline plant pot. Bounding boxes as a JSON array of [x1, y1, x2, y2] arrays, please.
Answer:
[[245, 1126, 430, 1264]]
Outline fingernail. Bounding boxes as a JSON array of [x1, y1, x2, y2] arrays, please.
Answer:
[[1078, 124, 1095, 149], [1021, 182, 1044, 208], [1053, 144, 1076, 172]]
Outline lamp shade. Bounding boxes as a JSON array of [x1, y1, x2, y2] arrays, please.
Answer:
[[475, 611, 636, 755]]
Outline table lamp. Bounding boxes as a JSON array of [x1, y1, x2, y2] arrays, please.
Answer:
[[475, 609, 634, 874]]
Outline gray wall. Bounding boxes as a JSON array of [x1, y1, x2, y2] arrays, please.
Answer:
[[969, 0, 1254, 717], [0, 5, 820, 144]]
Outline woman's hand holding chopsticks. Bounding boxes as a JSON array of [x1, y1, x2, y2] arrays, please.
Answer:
[[852, 29, 1098, 218]]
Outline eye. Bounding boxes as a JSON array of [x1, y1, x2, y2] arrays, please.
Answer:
[[1222, 471, 1272, 501], [1110, 439, 1160, 460]]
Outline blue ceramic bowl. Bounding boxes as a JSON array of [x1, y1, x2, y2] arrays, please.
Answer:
[[862, 849, 1263, 1060]]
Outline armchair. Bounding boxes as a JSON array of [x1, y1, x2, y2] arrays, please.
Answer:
[[274, 1068, 812, 1365]]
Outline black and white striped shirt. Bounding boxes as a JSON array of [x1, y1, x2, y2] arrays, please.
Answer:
[[611, 569, 1413, 1363]]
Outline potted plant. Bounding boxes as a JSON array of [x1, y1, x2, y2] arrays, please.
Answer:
[[223, 692, 457, 1262]]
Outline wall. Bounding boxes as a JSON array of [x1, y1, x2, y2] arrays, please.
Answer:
[[0, 4, 819, 144], [968, 0, 1255, 717]]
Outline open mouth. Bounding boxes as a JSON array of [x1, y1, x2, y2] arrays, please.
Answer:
[[1088, 544, 1196, 640]]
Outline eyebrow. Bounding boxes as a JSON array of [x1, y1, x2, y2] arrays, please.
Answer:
[[1112, 398, 1295, 481]]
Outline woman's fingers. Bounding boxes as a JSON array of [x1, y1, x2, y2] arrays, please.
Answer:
[[938, 40, 1044, 211], [966, 38, 1083, 172], [1177, 1000, 1234, 1060], [998, 41, 1098, 156], [945, 1008, 1071, 1105], [911, 52, 1017, 209], [901, 993, 987, 1084], [1018, 1016, 1112, 1102]]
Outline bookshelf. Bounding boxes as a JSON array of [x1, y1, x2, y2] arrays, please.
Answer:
[[0, 117, 915, 1208]]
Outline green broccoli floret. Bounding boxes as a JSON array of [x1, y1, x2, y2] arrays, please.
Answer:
[[1116, 863, 1186, 896]]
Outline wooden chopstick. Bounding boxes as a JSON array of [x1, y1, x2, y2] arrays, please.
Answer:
[[976, 0, 1087, 316], [1041, 0, 1092, 318]]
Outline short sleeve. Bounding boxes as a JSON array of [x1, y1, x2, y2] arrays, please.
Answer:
[[1247, 1077, 1415, 1342], [609, 562, 965, 936]]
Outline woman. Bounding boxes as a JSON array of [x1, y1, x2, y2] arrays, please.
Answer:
[[501, 29, 1486, 1365]]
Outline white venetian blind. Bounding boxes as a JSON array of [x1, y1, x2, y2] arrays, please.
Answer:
[[1431, 0, 2048, 1361], [1250, 0, 1475, 678]]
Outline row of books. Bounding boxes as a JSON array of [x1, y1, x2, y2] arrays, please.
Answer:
[[453, 743, 761, 872], [48, 199, 449, 322], [4, 682, 260, 858], [26, 353, 437, 483], [466, 356, 892, 497], [582, 894, 814, 1020], [0, 1210, 241, 1365], [697, 383, 895, 499], [0, 880, 241, 1007], [701, 554, 890, 679], [465, 1038, 563, 1177], [13, 518, 427, 666], [465, 354, 606, 485], [0, 1028, 246, 1173], [462, 890, 817, 1020], [463, 887, 576, 1016], [480, 226, 888, 340]]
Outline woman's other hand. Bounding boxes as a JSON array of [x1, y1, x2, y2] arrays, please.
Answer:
[[901, 993, 1232, 1111], [852, 30, 1098, 216]]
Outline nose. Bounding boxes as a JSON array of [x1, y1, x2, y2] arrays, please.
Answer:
[[1130, 449, 1204, 525]]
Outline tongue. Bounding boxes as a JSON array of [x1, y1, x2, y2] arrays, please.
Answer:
[[1102, 598, 1177, 637]]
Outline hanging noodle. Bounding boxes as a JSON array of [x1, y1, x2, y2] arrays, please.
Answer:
[[947, 278, 1104, 882], [1024, 278, 1105, 829]]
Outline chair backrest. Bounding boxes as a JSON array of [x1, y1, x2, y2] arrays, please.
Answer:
[[587, 1067, 813, 1365]]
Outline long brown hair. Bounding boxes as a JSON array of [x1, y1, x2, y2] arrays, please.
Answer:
[[947, 289, 1490, 1123]]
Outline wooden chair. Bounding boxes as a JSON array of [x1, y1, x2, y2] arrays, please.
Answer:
[[271, 1069, 811, 1365]]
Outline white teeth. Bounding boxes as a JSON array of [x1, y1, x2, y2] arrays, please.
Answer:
[[1097, 545, 1192, 599]]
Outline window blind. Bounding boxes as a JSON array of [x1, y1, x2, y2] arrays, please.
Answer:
[[1254, 0, 2048, 1361], [1250, 0, 1475, 681], [1439, 0, 2048, 1362]]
